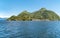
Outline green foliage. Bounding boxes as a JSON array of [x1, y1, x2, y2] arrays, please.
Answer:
[[7, 15, 16, 21], [17, 11, 32, 21], [7, 8, 60, 21], [32, 8, 59, 20]]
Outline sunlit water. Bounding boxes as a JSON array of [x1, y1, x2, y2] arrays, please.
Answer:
[[0, 21, 60, 38]]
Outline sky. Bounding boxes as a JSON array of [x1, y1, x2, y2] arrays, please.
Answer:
[[0, 0, 60, 18]]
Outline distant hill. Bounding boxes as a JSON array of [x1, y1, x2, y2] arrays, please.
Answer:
[[0, 18, 7, 20], [7, 8, 60, 21]]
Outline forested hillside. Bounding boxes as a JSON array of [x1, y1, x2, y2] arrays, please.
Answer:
[[7, 8, 60, 21]]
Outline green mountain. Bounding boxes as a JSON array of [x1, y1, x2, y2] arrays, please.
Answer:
[[32, 8, 60, 20], [7, 8, 60, 21], [7, 11, 32, 21]]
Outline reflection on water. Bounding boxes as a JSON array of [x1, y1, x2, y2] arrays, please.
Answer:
[[0, 21, 60, 38]]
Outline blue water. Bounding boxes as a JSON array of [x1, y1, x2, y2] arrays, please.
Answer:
[[0, 21, 60, 38]]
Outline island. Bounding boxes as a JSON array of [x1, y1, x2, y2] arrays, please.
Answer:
[[7, 8, 60, 21]]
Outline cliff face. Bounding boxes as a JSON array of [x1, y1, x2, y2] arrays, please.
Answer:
[[7, 8, 60, 21]]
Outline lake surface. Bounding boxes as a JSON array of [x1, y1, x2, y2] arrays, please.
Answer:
[[0, 21, 60, 38]]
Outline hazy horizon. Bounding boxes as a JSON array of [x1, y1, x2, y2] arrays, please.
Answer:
[[0, 0, 60, 18]]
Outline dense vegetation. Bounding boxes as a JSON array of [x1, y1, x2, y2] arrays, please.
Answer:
[[7, 8, 60, 21]]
